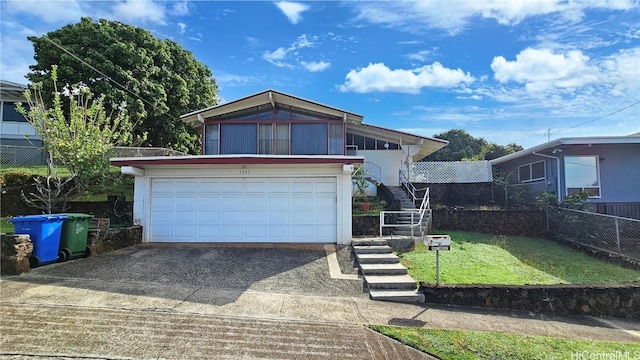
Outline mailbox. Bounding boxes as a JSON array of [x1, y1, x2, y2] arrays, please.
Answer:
[[425, 235, 451, 251]]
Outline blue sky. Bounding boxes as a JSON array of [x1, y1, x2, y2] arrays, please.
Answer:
[[1, 0, 639, 148]]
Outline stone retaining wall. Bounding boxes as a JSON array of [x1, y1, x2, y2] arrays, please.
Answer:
[[1, 226, 142, 276], [413, 183, 494, 206], [86, 226, 142, 256], [1, 234, 33, 275], [420, 283, 640, 319], [432, 209, 545, 237]]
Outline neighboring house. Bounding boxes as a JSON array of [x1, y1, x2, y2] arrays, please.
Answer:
[[0, 80, 43, 165], [491, 135, 640, 218], [111, 89, 448, 244]]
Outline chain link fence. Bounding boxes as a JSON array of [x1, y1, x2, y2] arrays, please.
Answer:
[[1, 145, 186, 167], [0, 145, 46, 166], [111, 146, 186, 158], [547, 207, 640, 262]]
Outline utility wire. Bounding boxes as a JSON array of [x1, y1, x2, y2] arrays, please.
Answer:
[[550, 100, 640, 136], [41, 36, 156, 109]]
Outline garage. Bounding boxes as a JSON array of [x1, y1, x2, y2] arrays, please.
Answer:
[[149, 177, 338, 243]]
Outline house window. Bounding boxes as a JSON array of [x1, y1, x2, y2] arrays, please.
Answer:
[[220, 124, 257, 154], [291, 123, 327, 155], [328, 124, 344, 155], [565, 155, 600, 197], [204, 124, 219, 155], [258, 124, 272, 154], [275, 124, 289, 155], [2, 102, 28, 122], [518, 160, 545, 183]]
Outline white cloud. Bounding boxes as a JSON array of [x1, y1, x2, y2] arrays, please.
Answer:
[[350, 0, 637, 34], [491, 48, 600, 92], [301, 61, 331, 72], [600, 47, 640, 95], [216, 73, 262, 87], [263, 47, 288, 62], [4, 0, 84, 23], [112, 0, 167, 25], [407, 50, 434, 62], [275, 1, 310, 25], [338, 62, 475, 94], [177, 22, 186, 34], [262, 34, 319, 69], [171, 1, 189, 16]]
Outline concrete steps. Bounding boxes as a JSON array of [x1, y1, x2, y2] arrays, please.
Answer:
[[364, 275, 417, 290], [352, 245, 392, 254], [360, 263, 407, 275], [355, 253, 400, 264], [352, 240, 424, 304], [369, 290, 425, 303]]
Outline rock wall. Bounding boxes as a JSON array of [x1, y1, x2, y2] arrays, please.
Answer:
[[86, 226, 142, 256], [1, 234, 33, 275], [413, 183, 494, 206], [420, 283, 640, 319], [432, 209, 545, 237]]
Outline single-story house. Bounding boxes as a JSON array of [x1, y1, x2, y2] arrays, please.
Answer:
[[111, 89, 447, 244], [491, 134, 640, 218], [0, 80, 44, 165]]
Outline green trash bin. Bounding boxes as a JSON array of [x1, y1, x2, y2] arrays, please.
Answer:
[[57, 213, 94, 262]]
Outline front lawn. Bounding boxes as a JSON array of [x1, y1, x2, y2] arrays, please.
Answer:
[[400, 230, 640, 284], [370, 326, 640, 360]]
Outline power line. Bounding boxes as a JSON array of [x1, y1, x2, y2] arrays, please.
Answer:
[[550, 100, 640, 136], [41, 36, 156, 109]]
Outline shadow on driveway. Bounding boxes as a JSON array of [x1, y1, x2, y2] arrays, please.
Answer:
[[3, 244, 365, 306]]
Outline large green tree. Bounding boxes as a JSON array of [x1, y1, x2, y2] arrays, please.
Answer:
[[423, 129, 523, 161], [27, 17, 218, 154]]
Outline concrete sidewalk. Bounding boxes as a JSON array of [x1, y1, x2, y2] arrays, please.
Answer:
[[1, 244, 639, 359]]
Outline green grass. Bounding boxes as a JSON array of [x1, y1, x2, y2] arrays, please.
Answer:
[[1, 218, 14, 233], [370, 326, 640, 360], [0, 165, 74, 177], [400, 230, 640, 285]]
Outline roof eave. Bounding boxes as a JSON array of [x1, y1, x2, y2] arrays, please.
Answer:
[[181, 89, 364, 127]]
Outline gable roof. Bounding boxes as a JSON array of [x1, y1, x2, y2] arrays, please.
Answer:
[[0, 80, 27, 102], [181, 89, 364, 127], [491, 134, 640, 165]]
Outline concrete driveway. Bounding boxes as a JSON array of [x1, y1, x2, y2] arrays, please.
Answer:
[[2, 244, 639, 359]]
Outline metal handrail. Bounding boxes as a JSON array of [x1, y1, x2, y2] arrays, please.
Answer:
[[399, 169, 428, 205], [362, 161, 382, 184], [380, 186, 431, 239]]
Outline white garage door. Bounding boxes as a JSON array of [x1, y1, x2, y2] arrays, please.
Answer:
[[149, 177, 337, 243]]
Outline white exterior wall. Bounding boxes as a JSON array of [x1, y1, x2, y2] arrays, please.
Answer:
[[127, 164, 353, 245], [356, 150, 406, 186]]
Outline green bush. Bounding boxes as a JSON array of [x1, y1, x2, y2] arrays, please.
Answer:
[[0, 171, 37, 187]]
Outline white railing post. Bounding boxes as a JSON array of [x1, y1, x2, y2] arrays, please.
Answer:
[[379, 212, 384, 239]]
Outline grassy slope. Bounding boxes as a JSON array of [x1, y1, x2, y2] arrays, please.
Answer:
[[370, 326, 640, 360], [400, 230, 640, 284]]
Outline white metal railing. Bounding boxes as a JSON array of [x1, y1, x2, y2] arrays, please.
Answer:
[[379, 180, 431, 240], [361, 161, 382, 184], [411, 161, 493, 183]]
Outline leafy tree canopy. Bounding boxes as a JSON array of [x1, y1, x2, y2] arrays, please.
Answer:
[[27, 17, 218, 154], [423, 129, 523, 161]]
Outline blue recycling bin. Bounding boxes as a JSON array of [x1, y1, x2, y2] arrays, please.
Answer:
[[9, 214, 68, 267]]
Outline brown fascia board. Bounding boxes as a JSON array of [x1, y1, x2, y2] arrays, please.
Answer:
[[181, 89, 364, 127]]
